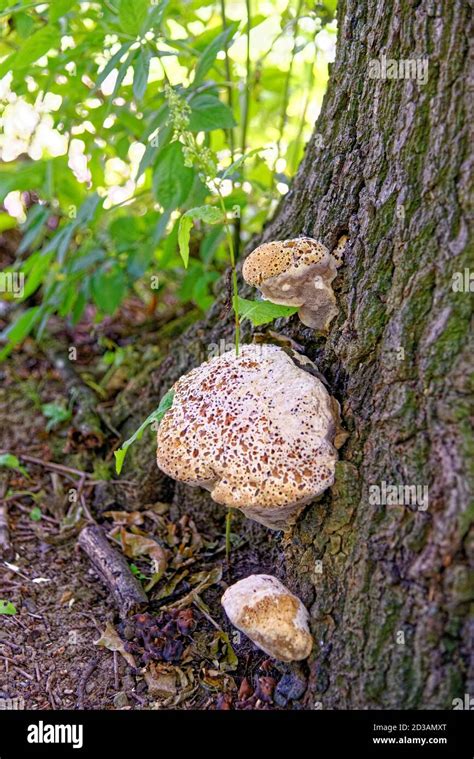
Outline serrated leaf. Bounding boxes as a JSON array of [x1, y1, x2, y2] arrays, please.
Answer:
[[118, 0, 149, 35], [114, 389, 174, 474], [193, 23, 237, 86], [178, 206, 224, 268], [133, 48, 150, 101], [188, 95, 236, 132], [41, 402, 72, 432], [237, 297, 298, 326], [152, 142, 193, 210]]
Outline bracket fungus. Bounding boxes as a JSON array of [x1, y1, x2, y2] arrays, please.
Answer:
[[221, 575, 313, 662], [242, 236, 347, 332], [156, 343, 344, 530]]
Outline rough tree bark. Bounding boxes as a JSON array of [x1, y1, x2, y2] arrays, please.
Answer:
[[116, 0, 473, 708]]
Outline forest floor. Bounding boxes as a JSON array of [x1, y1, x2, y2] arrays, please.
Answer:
[[0, 296, 309, 711]]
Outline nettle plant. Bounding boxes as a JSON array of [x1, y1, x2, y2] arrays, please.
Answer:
[[0, 0, 336, 361]]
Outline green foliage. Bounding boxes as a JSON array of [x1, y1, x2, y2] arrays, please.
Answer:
[[29, 506, 42, 522], [115, 389, 175, 474], [178, 206, 224, 268], [41, 401, 72, 431], [0, 600, 17, 615], [237, 296, 298, 326], [0, 0, 336, 358], [0, 453, 28, 477]]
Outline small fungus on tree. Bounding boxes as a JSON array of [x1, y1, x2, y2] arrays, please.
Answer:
[[242, 236, 347, 332]]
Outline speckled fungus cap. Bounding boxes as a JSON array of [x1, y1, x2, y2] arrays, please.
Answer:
[[242, 236, 343, 332], [156, 343, 341, 530], [221, 574, 313, 662]]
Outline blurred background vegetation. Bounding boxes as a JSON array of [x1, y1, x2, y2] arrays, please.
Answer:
[[0, 0, 337, 359]]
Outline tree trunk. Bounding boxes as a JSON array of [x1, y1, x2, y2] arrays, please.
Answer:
[[120, 0, 472, 709]]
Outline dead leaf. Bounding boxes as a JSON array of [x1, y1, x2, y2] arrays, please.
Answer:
[[154, 570, 188, 600], [166, 565, 222, 610], [104, 510, 144, 526], [210, 631, 239, 672], [95, 622, 136, 668], [59, 590, 74, 604], [145, 663, 177, 698], [120, 528, 167, 590]]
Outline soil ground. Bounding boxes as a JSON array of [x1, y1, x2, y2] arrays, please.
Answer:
[[0, 298, 309, 711]]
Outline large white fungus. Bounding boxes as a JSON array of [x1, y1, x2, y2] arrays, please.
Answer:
[[156, 343, 342, 530]]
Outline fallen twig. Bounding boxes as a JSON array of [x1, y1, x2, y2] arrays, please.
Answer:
[[78, 525, 148, 617], [76, 656, 99, 710], [0, 503, 13, 560]]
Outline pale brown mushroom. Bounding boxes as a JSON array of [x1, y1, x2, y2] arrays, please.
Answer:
[[242, 236, 347, 332], [221, 574, 313, 662]]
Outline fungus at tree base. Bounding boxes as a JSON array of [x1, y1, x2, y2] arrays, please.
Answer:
[[221, 574, 313, 662], [156, 343, 344, 530]]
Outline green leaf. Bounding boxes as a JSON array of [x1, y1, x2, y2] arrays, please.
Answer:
[[193, 23, 237, 86], [152, 142, 193, 211], [118, 0, 149, 35], [96, 42, 132, 88], [0, 306, 41, 361], [178, 216, 193, 269], [29, 506, 42, 522], [188, 95, 236, 132], [91, 265, 126, 316], [2, 25, 59, 75], [114, 389, 174, 474], [0, 600, 17, 616], [178, 205, 224, 268], [20, 251, 54, 301], [49, 0, 77, 22], [0, 212, 16, 232], [41, 402, 72, 432], [0, 453, 28, 477], [222, 147, 262, 179], [133, 48, 150, 101], [0, 161, 50, 202], [237, 297, 298, 326]]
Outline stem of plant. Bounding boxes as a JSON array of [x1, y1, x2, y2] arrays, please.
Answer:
[[241, 0, 251, 162], [217, 192, 240, 356], [219, 0, 235, 161], [272, 0, 303, 189], [220, 0, 242, 260], [225, 508, 232, 564]]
